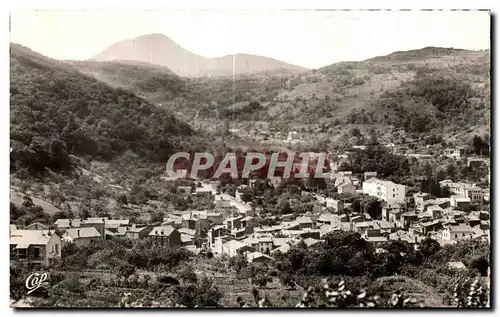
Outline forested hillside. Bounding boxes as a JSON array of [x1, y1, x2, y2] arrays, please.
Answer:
[[10, 44, 206, 174], [70, 60, 187, 103], [73, 60, 289, 124], [71, 46, 490, 146]]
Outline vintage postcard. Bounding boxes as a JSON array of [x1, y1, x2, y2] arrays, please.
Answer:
[[9, 9, 491, 308]]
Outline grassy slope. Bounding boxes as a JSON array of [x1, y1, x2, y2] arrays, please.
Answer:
[[10, 188, 62, 216]]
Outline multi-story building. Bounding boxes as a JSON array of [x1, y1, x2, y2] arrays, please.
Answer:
[[338, 182, 356, 195], [244, 236, 274, 254], [325, 198, 345, 212], [439, 180, 483, 203], [362, 178, 406, 203], [148, 226, 181, 247], [443, 147, 466, 159], [207, 225, 228, 250], [125, 225, 153, 239], [442, 224, 475, 243]]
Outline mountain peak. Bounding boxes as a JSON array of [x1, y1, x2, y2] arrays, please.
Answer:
[[91, 33, 308, 77], [134, 33, 172, 41]]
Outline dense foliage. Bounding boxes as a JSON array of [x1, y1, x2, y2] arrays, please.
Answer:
[[346, 71, 489, 134], [10, 44, 204, 173], [59, 237, 193, 272], [271, 231, 489, 306]]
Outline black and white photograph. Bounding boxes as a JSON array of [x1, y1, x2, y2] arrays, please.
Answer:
[[8, 8, 491, 308]]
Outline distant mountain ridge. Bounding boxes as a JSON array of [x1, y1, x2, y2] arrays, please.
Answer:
[[90, 33, 309, 77]]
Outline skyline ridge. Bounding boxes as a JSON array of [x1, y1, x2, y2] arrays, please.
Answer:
[[10, 37, 489, 76]]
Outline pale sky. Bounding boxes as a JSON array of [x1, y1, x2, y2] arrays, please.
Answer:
[[10, 10, 490, 69]]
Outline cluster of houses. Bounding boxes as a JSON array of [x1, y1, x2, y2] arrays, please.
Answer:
[[200, 171, 489, 261], [10, 164, 490, 270]]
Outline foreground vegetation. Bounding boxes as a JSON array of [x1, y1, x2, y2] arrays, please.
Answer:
[[10, 232, 489, 308]]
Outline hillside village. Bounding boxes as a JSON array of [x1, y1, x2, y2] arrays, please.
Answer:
[[10, 143, 490, 268]]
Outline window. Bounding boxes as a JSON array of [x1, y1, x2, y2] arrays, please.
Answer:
[[18, 249, 27, 259], [34, 247, 41, 259], [55, 244, 59, 255], [455, 234, 458, 238]]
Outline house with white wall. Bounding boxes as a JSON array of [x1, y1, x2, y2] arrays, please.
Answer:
[[362, 178, 406, 203], [10, 229, 62, 268]]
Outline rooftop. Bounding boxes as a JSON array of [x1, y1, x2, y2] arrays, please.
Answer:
[[223, 240, 249, 250], [64, 227, 101, 240], [247, 251, 274, 262], [296, 216, 313, 224], [178, 228, 196, 236], [446, 224, 475, 233], [54, 218, 82, 228], [149, 225, 177, 237], [10, 229, 58, 247]]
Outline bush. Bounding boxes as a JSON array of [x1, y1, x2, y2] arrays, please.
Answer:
[[296, 279, 420, 308], [175, 276, 223, 307], [253, 274, 272, 288], [157, 275, 180, 286], [178, 266, 197, 284]]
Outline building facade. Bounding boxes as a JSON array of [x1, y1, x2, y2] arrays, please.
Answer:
[[362, 178, 406, 203]]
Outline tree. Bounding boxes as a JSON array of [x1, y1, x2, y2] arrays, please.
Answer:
[[279, 273, 296, 289], [18, 181, 30, 194], [361, 197, 382, 220], [48, 191, 65, 208], [441, 185, 452, 198], [472, 135, 485, 155], [10, 202, 25, 222], [229, 254, 248, 273], [15, 168, 31, 181], [368, 129, 379, 146], [48, 138, 71, 170], [241, 191, 252, 203], [117, 263, 136, 280], [117, 194, 128, 207], [350, 128, 362, 138], [421, 177, 442, 197], [277, 199, 292, 215], [253, 274, 272, 288], [22, 195, 34, 208], [469, 256, 489, 276], [419, 238, 441, 258], [178, 266, 198, 284]]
